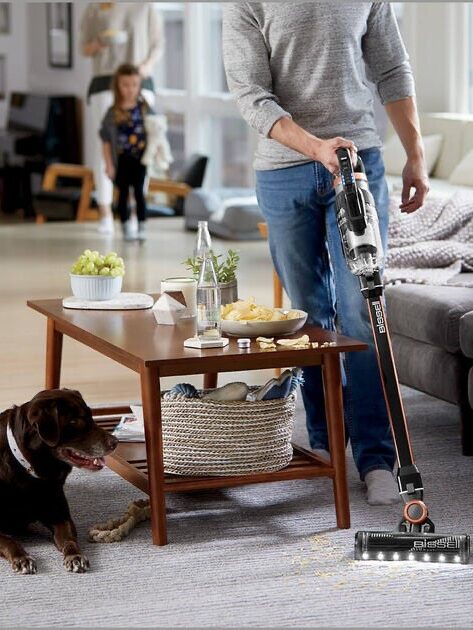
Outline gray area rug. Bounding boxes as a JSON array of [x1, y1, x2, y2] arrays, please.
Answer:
[[1, 388, 473, 628]]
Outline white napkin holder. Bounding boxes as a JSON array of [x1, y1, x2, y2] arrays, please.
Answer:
[[152, 293, 186, 325]]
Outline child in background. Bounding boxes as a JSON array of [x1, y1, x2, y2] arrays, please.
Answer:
[[100, 63, 154, 241]]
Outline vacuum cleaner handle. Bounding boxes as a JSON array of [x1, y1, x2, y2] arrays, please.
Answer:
[[335, 148, 368, 236]]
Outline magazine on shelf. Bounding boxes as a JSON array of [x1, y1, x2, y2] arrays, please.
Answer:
[[112, 404, 145, 442]]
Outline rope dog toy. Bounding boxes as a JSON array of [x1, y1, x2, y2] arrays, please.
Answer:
[[88, 499, 150, 543]]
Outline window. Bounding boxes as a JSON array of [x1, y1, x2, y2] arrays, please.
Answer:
[[206, 117, 249, 187], [166, 112, 185, 172], [201, 4, 228, 93], [154, 3, 185, 90], [153, 3, 252, 188]]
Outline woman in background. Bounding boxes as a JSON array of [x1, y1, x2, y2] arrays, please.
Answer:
[[80, 2, 163, 234]]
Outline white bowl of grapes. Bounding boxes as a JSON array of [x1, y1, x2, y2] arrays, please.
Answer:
[[70, 250, 125, 301]]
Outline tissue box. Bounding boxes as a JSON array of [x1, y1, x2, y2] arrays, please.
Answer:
[[152, 293, 186, 325]]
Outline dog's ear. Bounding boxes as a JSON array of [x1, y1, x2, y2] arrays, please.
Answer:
[[27, 400, 60, 447]]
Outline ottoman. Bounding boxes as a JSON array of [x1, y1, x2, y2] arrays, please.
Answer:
[[184, 187, 264, 240]]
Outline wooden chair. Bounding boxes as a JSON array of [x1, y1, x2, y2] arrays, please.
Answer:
[[147, 178, 192, 214], [35, 163, 98, 223], [147, 154, 208, 217], [258, 222, 285, 378], [257, 222, 283, 309]]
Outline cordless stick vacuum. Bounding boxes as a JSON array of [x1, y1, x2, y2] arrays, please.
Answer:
[[334, 147, 470, 564]]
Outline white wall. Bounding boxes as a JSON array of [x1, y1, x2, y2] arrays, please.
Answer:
[[27, 3, 90, 98], [0, 3, 28, 128]]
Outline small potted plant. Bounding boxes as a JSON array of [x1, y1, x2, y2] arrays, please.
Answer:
[[183, 249, 239, 305]]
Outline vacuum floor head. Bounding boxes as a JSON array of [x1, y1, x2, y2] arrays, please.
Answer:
[[355, 531, 470, 564]]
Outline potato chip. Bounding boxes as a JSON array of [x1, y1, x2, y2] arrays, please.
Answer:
[[277, 335, 310, 348], [221, 303, 234, 318], [221, 298, 304, 323]]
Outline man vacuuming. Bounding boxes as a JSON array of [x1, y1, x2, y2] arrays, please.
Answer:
[[222, 2, 429, 505]]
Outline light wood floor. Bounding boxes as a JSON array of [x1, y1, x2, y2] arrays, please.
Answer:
[[0, 218, 279, 410]]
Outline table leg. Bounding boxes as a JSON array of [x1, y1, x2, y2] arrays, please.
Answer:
[[45, 317, 63, 389], [204, 373, 218, 389], [322, 353, 350, 529], [140, 365, 167, 546]]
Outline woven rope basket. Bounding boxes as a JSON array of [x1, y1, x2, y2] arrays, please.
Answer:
[[160, 390, 296, 476]]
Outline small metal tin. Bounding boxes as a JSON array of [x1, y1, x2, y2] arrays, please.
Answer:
[[237, 337, 251, 349]]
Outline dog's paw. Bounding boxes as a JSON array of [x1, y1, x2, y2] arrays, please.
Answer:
[[12, 555, 37, 575], [64, 553, 90, 573]]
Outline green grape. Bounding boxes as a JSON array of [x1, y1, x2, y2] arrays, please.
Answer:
[[70, 249, 125, 276]]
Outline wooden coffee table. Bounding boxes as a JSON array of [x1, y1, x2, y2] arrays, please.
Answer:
[[27, 298, 367, 546]]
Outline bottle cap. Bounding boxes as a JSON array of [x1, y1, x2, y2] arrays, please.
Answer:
[[237, 338, 251, 349]]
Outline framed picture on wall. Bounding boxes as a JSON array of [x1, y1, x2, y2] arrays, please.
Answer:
[[0, 3, 10, 35], [47, 3, 73, 69]]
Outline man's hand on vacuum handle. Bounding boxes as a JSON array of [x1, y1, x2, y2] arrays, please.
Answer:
[[270, 117, 357, 175], [385, 97, 429, 213]]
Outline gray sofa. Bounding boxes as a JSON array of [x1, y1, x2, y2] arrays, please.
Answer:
[[461, 311, 473, 419], [385, 280, 473, 455]]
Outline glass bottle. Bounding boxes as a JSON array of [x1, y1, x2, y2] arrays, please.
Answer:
[[196, 252, 221, 340], [194, 221, 212, 259]]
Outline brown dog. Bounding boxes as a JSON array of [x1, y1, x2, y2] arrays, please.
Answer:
[[0, 388, 117, 574]]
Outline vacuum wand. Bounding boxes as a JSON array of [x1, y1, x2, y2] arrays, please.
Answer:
[[334, 147, 470, 564]]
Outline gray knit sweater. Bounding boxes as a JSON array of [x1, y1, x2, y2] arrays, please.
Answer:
[[222, 2, 415, 170]]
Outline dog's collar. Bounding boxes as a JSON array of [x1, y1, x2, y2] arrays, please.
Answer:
[[6, 422, 39, 478]]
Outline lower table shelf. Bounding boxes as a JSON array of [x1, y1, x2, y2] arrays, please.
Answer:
[[94, 408, 335, 496]]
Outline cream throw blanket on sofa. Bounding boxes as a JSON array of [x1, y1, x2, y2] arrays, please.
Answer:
[[384, 191, 473, 286]]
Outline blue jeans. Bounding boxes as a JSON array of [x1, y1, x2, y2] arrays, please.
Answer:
[[255, 148, 395, 480]]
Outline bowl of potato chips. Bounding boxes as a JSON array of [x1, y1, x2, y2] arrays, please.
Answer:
[[221, 297, 307, 337]]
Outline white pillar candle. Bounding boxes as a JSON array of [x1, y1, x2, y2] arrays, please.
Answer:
[[160, 277, 197, 318]]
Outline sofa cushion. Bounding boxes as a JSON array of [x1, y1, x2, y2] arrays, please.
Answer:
[[383, 133, 443, 176], [419, 114, 471, 179], [460, 311, 473, 358], [391, 333, 463, 404], [385, 284, 473, 353], [449, 148, 473, 187], [386, 175, 473, 199]]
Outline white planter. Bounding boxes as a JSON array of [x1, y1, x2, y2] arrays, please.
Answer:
[[70, 274, 122, 301]]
